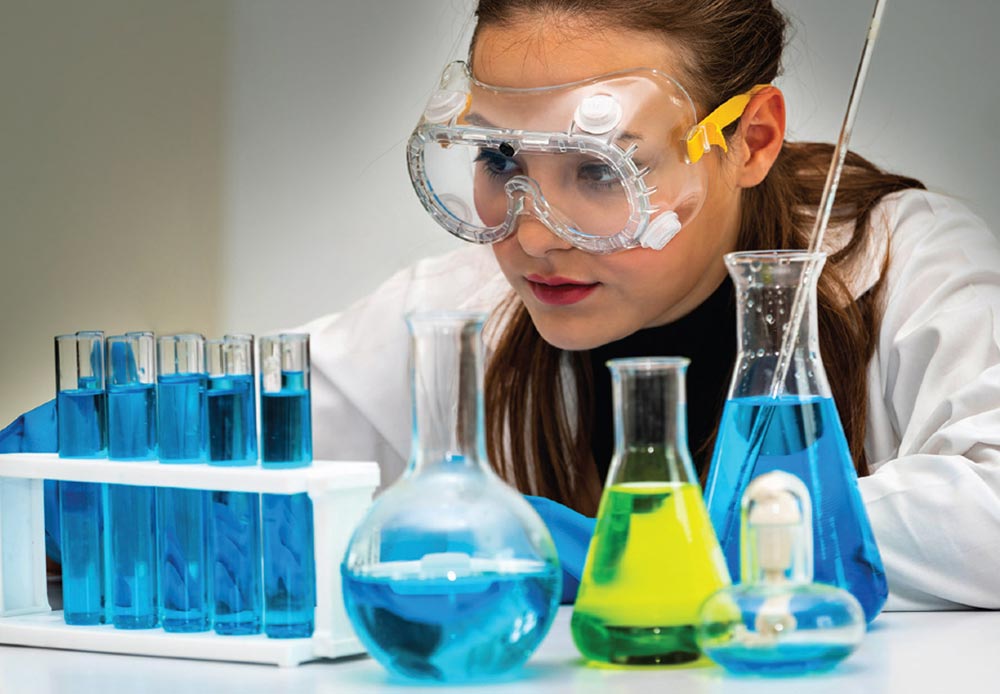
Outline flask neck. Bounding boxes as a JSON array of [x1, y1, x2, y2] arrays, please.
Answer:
[[407, 312, 489, 475], [608, 358, 696, 485], [741, 472, 814, 586], [724, 252, 831, 399]]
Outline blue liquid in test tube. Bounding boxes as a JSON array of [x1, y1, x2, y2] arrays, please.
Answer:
[[207, 335, 263, 635], [208, 374, 256, 463], [56, 331, 109, 625], [260, 334, 315, 639], [106, 332, 159, 629], [57, 379, 107, 457], [262, 493, 315, 638], [156, 334, 212, 633], [212, 489, 262, 635], [157, 373, 207, 463], [261, 370, 311, 466]]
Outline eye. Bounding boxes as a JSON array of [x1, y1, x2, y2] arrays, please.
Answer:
[[475, 148, 520, 179], [577, 160, 619, 189]]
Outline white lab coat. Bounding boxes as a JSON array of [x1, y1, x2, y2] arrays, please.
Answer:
[[304, 189, 1000, 611]]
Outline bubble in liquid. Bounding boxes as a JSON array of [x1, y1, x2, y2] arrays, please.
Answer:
[[756, 349, 765, 358], [765, 314, 775, 325]]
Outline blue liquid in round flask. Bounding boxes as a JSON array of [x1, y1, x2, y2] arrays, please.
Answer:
[[341, 312, 562, 683], [703, 251, 886, 623], [697, 471, 865, 674]]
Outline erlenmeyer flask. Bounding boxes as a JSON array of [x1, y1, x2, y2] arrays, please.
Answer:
[[703, 251, 887, 623], [571, 358, 730, 665], [341, 311, 561, 683]]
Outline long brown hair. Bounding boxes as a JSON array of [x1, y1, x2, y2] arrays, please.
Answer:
[[476, 0, 924, 515]]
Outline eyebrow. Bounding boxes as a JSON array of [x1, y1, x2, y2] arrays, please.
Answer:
[[463, 111, 644, 143]]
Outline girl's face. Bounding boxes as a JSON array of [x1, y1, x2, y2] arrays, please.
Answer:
[[473, 21, 745, 351]]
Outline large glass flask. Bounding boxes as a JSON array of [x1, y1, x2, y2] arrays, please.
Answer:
[[703, 251, 887, 623], [571, 358, 730, 665], [341, 312, 562, 683]]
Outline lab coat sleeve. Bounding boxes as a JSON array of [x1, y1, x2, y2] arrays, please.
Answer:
[[860, 191, 1000, 610], [304, 245, 508, 489]]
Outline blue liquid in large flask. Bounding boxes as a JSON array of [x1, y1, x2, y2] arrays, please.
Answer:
[[703, 252, 886, 623], [341, 312, 561, 683]]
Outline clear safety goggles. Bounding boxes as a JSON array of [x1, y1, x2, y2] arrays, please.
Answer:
[[407, 61, 766, 254]]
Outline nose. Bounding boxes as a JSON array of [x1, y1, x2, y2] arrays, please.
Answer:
[[512, 214, 574, 257], [504, 177, 574, 257]]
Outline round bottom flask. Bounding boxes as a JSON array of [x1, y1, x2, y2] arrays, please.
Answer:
[[341, 312, 561, 683], [696, 472, 865, 675]]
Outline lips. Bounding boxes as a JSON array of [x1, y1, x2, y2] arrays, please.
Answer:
[[525, 275, 599, 306]]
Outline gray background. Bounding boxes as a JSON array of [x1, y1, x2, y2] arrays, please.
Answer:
[[2, 0, 998, 424]]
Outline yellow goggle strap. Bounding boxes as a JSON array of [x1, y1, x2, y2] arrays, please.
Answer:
[[686, 84, 772, 164]]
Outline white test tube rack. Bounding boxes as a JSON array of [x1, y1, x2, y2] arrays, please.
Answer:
[[0, 453, 379, 667]]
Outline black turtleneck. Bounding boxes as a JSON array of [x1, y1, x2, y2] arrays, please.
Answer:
[[586, 278, 737, 482]]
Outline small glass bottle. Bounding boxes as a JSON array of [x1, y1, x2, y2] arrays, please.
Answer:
[[105, 331, 159, 629], [703, 251, 887, 622], [207, 335, 263, 635], [341, 311, 561, 683], [156, 333, 211, 633], [571, 357, 730, 665], [55, 330, 108, 625], [260, 333, 315, 639], [697, 471, 865, 674]]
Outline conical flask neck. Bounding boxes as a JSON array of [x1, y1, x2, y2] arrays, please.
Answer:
[[724, 251, 830, 399], [608, 358, 696, 484], [407, 312, 488, 474]]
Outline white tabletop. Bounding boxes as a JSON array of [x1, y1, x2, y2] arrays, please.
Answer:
[[1, 607, 999, 694]]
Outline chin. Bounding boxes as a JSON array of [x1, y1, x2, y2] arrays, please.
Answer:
[[530, 314, 623, 352]]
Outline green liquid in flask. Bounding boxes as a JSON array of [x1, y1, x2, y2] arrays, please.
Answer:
[[571, 481, 730, 665]]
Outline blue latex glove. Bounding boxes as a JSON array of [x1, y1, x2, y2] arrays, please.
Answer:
[[0, 399, 60, 562], [525, 495, 596, 604]]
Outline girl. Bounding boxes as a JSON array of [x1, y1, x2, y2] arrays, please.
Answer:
[[307, 0, 1000, 611]]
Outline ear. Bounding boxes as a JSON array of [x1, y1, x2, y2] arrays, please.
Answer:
[[732, 86, 786, 188]]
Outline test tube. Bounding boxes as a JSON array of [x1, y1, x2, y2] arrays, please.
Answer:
[[260, 333, 315, 638], [207, 335, 263, 635], [156, 333, 207, 463], [156, 334, 211, 632], [55, 330, 108, 625], [260, 333, 311, 467], [56, 331, 107, 457], [106, 332, 159, 629], [207, 335, 257, 465]]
